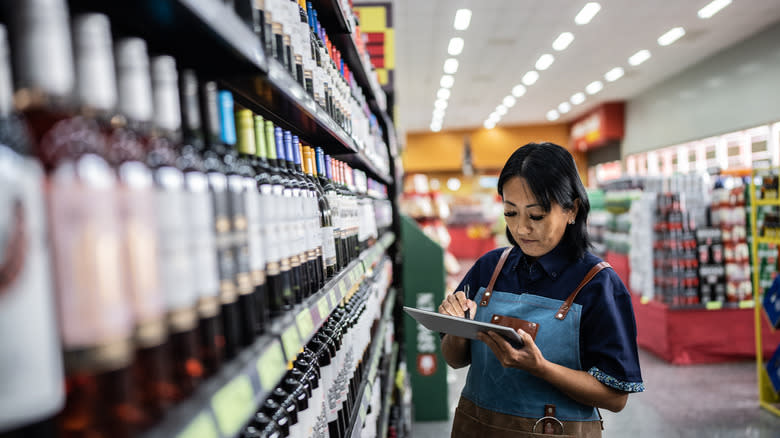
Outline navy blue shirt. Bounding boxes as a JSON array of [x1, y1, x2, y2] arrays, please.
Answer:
[[454, 243, 645, 393]]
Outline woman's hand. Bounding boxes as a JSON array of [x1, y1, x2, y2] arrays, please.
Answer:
[[477, 329, 547, 375], [438, 291, 476, 319]]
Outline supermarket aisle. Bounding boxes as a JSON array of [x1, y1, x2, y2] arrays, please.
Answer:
[[412, 349, 780, 437]]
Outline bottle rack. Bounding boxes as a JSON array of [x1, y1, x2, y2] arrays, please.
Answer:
[[748, 170, 780, 417], [67, 0, 395, 185], [142, 233, 396, 438]]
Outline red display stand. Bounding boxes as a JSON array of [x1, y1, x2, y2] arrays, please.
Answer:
[[630, 294, 780, 365], [447, 224, 497, 259]]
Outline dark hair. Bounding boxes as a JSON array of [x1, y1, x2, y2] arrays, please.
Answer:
[[497, 142, 591, 260]]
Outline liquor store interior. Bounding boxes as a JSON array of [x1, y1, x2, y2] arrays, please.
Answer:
[[2, 1, 780, 437]]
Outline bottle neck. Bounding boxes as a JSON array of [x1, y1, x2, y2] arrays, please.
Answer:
[[151, 56, 182, 142], [116, 38, 153, 126], [73, 13, 117, 115], [179, 69, 206, 151]]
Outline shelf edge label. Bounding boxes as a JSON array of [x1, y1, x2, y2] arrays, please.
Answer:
[[210, 375, 255, 437], [257, 340, 287, 392]]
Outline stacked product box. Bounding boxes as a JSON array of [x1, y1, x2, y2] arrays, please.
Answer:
[[629, 191, 656, 300], [711, 185, 752, 302], [696, 226, 726, 305], [653, 193, 699, 306]]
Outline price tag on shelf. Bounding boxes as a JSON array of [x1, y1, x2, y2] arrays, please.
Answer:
[[210, 375, 255, 437], [738, 300, 754, 309], [296, 308, 315, 340], [281, 325, 302, 362], [338, 279, 347, 300], [318, 296, 331, 321], [705, 301, 723, 310], [257, 340, 286, 392], [177, 412, 219, 438], [329, 288, 338, 306]]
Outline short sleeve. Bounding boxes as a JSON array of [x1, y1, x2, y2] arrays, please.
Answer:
[[579, 270, 645, 393]]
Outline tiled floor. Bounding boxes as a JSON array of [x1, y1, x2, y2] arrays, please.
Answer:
[[411, 349, 780, 437]]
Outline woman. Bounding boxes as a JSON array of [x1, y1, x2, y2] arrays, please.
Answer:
[[439, 143, 644, 437]]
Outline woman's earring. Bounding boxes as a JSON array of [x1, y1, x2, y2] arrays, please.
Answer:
[[569, 219, 575, 225]]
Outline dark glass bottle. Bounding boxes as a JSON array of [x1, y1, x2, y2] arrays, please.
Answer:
[[235, 107, 269, 335], [9, 3, 138, 436], [300, 144, 326, 289], [288, 134, 316, 299], [274, 126, 302, 306], [280, 130, 307, 304], [0, 20, 64, 438], [263, 120, 294, 316], [199, 81, 242, 359], [250, 114, 274, 328], [177, 69, 224, 376], [314, 147, 338, 277]]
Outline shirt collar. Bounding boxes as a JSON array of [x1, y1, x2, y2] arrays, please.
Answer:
[[514, 241, 571, 280]]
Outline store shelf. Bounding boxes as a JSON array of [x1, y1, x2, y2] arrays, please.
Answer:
[[760, 400, 780, 416], [337, 151, 391, 185], [69, 0, 267, 75], [378, 343, 399, 438], [756, 237, 780, 245], [754, 198, 780, 207], [142, 232, 395, 438], [346, 287, 396, 438], [311, 0, 353, 34]]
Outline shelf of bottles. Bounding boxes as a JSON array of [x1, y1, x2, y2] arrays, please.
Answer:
[[67, 0, 394, 185], [0, 0, 400, 436]]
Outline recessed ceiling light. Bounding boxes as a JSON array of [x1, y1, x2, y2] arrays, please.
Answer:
[[552, 32, 574, 51], [437, 88, 451, 100], [535, 54, 555, 71], [448, 37, 464, 56], [496, 105, 508, 116], [570, 92, 585, 105], [658, 27, 686, 46], [698, 0, 731, 19], [575, 2, 601, 25], [522, 70, 539, 86], [512, 84, 527, 97], [443, 58, 459, 74], [586, 80, 603, 95], [628, 49, 651, 66], [484, 120, 496, 129], [546, 109, 560, 121], [503, 95, 516, 108], [454, 9, 472, 30], [434, 99, 448, 110], [433, 108, 445, 118], [440, 75, 455, 88], [558, 102, 572, 114], [604, 67, 625, 82]]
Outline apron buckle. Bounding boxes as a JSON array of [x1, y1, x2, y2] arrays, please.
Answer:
[[532, 404, 564, 435]]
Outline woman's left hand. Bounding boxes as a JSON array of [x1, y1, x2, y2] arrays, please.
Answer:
[[476, 329, 547, 375]]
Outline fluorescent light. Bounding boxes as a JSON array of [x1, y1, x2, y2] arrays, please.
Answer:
[[570, 92, 586, 105], [522, 70, 539, 86], [433, 108, 445, 118], [535, 54, 555, 71], [434, 99, 448, 110], [431, 123, 442, 132], [552, 32, 574, 51], [454, 9, 472, 30], [558, 102, 572, 114], [437, 88, 451, 100], [448, 37, 464, 56], [658, 27, 686, 46], [628, 49, 651, 66], [604, 67, 625, 82], [546, 109, 560, 121], [698, 0, 731, 19], [512, 84, 527, 97], [440, 75, 455, 88], [443, 58, 459, 74], [503, 95, 516, 108], [489, 113, 500, 123], [496, 105, 508, 116], [575, 2, 601, 25], [484, 120, 496, 129], [585, 80, 603, 95]]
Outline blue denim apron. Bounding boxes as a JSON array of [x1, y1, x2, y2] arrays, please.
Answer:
[[461, 250, 605, 422]]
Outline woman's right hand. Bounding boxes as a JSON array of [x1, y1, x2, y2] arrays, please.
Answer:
[[438, 291, 476, 320]]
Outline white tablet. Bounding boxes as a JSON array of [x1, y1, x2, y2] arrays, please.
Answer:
[[403, 306, 524, 347]]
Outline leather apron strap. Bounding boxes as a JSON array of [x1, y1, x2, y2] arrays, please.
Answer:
[[479, 247, 512, 307], [554, 261, 611, 320]]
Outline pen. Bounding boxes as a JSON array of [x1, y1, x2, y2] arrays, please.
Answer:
[[464, 284, 470, 319]]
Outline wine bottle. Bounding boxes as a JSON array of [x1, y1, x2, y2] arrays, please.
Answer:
[[178, 69, 224, 376], [10, 3, 138, 435], [314, 147, 338, 278], [271, 125, 298, 308], [0, 21, 64, 437], [199, 81, 242, 359], [236, 107, 269, 334]]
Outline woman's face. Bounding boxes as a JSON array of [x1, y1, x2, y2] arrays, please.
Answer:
[[502, 176, 577, 258]]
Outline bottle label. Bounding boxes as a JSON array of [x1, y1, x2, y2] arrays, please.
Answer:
[[209, 172, 236, 290], [49, 156, 133, 348], [118, 161, 164, 324], [186, 171, 220, 299], [243, 178, 265, 276], [321, 226, 337, 264], [228, 175, 251, 294], [0, 147, 64, 427], [155, 166, 196, 311]]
